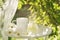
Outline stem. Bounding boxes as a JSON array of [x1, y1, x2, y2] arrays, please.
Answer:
[[8, 37, 11, 40], [44, 36, 48, 40], [18, 38, 29, 40], [1, 30, 8, 40]]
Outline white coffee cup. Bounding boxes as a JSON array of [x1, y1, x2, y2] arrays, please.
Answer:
[[16, 17, 28, 34]]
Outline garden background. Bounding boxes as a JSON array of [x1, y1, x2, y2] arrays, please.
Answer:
[[0, 0, 60, 40]]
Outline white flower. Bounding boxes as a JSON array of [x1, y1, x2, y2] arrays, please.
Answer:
[[3, 23, 17, 37]]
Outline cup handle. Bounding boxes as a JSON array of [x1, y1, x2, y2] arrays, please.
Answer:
[[12, 20, 16, 24]]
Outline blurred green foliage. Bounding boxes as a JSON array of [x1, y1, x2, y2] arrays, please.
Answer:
[[17, 0, 60, 40], [0, 0, 3, 7]]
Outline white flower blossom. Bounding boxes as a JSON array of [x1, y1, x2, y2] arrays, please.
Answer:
[[0, 0, 18, 40]]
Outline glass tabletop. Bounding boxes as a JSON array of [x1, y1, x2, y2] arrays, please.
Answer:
[[4, 25, 52, 38]]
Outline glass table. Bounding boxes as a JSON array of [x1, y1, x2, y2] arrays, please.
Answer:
[[3, 18, 52, 40]]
